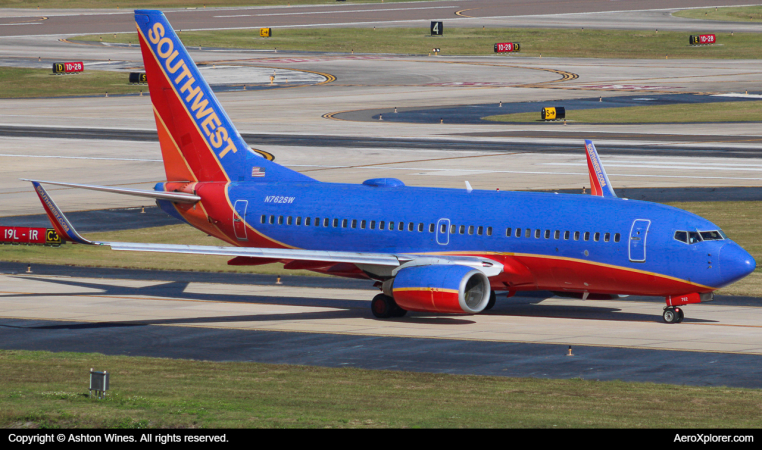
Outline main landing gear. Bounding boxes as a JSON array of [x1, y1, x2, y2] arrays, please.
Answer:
[[371, 294, 407, 318], [663, 306, 684, 324], [484, 290, 497, 311]]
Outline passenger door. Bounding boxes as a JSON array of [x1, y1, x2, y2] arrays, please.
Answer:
[[629, 219, 650, 262], [233, 200, 248, 241]]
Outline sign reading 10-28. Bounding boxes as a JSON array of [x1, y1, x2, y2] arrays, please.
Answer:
[[431, 21, 443, 36]]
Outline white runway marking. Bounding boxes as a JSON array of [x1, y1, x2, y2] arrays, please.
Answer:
[[0, 154, 161, 162], [215, 6, 458, 18], [545, 162, 762, 172], [288, 164, 762, 181]]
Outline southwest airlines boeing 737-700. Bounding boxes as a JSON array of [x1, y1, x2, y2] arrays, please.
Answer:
[[26, 10, 756, 324]]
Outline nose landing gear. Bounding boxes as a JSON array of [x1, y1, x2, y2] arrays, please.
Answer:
[[663, 306, 684, 324]]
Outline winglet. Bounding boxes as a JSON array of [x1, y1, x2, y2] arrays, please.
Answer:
[[29, 181, 95, 245], [584, 140, 617, 198]]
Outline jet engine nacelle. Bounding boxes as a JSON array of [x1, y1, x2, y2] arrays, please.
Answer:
[[385, 264, 491, 314]]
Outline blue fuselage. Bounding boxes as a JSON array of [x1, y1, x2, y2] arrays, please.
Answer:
[[203, 180, 755, 293]]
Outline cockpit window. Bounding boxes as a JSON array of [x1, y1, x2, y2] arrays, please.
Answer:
[[700, 231, 724, 241], [675, 230, 724, 244]]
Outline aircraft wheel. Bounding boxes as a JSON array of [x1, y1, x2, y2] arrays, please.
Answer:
[[663, 307, 678, 324], [675, 308, 684, 323], [371, 294, 396, 319], [392, 306, 408, 317], [484, 290, 497, 311]]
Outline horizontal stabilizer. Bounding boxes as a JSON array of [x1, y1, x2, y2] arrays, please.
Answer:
[[22, 179, 200, 203], [29, 181, 95, 244]]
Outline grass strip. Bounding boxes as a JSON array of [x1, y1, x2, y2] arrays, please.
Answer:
[[1, 349, 761, 428], [672, 6, 762, 23], [73, 27, 762, 59], [1, 201, 760, 295], [0, 67, 145, 99], [483, 101, 762, 124]]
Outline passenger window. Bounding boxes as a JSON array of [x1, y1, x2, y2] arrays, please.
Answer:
[[351, 219, 357, 228], [487, 227, 492, 236], [430, 224, 435, 233], [261, 215, 266, 224], [583, 232, 589, 241], [564, 231, 570, 240], [459, 225, 465, 234], [287, 216, 293, 225], [478, 226, 483, 236], [332, 218, 338, 227], [389, 221, 394, 230], [323, 218, 330, 227], [534, 229, 540, 239], [408, 222, 414, 231], [398, 222, 404, 231], [516, 228, 522, 238], [451, 224, 457, 234], [554, 230, 560, 239], [278, 216, 284, 225], [306, 217, 312, 226], [604, 232, 610, 242], [440, 223, 446, 233], [544, 230, 550, 239], [296, 217, 302, 226], [525, 229, 531, 238], [371, 221, 376, 230], [269, 215, 275, 225], [342, 219, 348, 228], [506, 227, 512, 237], [361, 220, 366, 229], [380, 221, 385, 230], [574, 231, 580, 241], [418, 223, 423, 232], [594, 232, 599, 242], [614, 233, 621, 243], [469, 226, 475, 235]]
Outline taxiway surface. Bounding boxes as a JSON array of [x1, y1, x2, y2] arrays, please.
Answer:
[[1, 269, 762, 387]]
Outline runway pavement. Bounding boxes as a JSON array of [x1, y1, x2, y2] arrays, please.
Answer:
[[0, 1, 759, 37]]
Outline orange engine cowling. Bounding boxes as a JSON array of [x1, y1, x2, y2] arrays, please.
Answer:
[[387, 264, 491, 314]]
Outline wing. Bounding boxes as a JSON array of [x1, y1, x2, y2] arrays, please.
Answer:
[[28, 180, 504, 277]]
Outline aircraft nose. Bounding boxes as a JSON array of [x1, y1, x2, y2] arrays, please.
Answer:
[[719, 242, 756, 286]]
